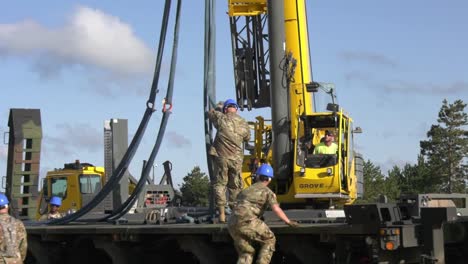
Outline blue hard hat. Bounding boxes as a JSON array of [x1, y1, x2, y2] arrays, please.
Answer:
[[0, 193, 9, 206], [223, 99, 238, 110], [256, 164, 274, 178], [50, 196, 62, 207]]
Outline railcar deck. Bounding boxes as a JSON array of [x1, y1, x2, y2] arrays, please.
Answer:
[[25, 220, 360, 264]]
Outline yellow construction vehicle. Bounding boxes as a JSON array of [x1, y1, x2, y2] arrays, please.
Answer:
[[228, 0, 363, 208], [36, 160, 106, 219], [35, 160, 137, 219]]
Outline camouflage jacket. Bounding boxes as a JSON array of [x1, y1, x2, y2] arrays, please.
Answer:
[[208, 111, 250, 159], [232, 182, 278, 221], [39, 212, 64, 221], [0, 213, 27, 263]]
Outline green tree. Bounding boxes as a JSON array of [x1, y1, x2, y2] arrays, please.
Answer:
[[360, 160, 386, 203], [420, 99, 468, 193], [384, 166, 401, 201], [387, 156, 436, 195], [410, 155, 437, 193], [179, 166, 210, 206]]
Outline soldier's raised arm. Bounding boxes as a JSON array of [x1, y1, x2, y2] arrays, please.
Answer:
[[208, 109, 223, 124], [242, 120, 251, 142]]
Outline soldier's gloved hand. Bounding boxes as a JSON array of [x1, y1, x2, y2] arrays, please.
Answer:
[[215, 101, 224, 111], [286, 220, 299, 227]]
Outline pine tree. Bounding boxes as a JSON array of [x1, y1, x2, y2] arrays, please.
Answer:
[[385, 166, 402, 200], [388, 156, 436, 195], [360, 160, 386, 202], [420, 99, 468, 193], [179, 166, 210, 206]]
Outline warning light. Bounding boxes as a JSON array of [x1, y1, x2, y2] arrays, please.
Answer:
[[385, 241, 395, 250], [379, 229, 386, 236]]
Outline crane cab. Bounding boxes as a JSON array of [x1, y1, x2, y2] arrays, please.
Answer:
[[242, 110, 363, 209], [36, 160, 105, 219], [289, 110, 362, 207]]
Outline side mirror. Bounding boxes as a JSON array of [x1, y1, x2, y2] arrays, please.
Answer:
[[326, 103, 339, 112], [306, 82, 320, 93], [352, 127, 363, 134]]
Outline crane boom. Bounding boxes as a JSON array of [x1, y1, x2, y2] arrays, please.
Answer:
[[228, 0, 363, 207]]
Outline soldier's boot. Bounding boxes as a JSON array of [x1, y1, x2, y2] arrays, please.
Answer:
[[256, 244, 275, 264], [218, 206, 226, 223]]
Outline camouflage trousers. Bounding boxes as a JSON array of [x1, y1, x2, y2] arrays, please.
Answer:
[[213, 156, 243, 207], [228, 216, 276, 264], [0, 256, 23, 264]]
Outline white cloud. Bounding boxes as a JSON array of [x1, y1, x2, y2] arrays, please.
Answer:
[[43, 123, 102, 157], [0, 6, 153, 77], [382, 81, 468, 95], [344, 70, 372, 82], [339, 51, 398, 68], [381, 130, 397, 139], [376, 158, 410, 176], [166, 131, 191, 148]]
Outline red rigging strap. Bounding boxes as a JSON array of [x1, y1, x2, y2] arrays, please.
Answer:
[[162, 98, 173, 113]]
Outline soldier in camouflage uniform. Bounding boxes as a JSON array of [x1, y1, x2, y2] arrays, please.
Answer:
[[228, 164, 299, 264], [39, 196, 65, 220], [0, 193, 27, 264], [208, 99, 250, 223]]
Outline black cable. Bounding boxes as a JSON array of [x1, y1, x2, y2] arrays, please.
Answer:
[[203, 0, 217, 219], [148, 0, 172, 105], [105, 113, 171, 221], [164, 0, 181, 105], [48, 110, 153, 225], [104, 0, 182, 221], [47, 0, 173, 225]]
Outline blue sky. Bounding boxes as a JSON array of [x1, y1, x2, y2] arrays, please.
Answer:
[[0, 1, 466, 189]]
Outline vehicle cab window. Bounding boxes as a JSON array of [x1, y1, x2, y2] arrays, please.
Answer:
[[79, 174, 102, 194], [51, 177, 68, 199]]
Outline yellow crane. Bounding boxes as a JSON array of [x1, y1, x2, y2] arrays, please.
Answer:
[[228, 0, 363, 208]]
